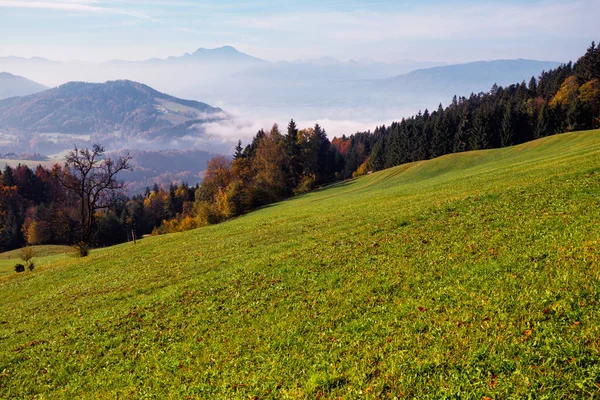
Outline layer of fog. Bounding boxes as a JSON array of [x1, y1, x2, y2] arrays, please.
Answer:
[[0, 51, 560, 157]]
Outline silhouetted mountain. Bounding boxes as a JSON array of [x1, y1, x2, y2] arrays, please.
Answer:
[[108, 46, 267, 65], [0, 80, 226, 154], [0, 72, 47, 100]]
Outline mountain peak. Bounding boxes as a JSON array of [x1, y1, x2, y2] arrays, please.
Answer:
[[192, 45, 241, 56], [186, 46, 266, 63]]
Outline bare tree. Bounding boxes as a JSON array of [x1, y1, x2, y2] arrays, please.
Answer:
[[55, 144, 132, 256]]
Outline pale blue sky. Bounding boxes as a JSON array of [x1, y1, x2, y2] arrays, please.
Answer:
[[0, 0, 597, 63]]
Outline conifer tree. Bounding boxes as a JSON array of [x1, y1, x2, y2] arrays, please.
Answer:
[[2, 166, 15, 187], [534, 105, 549, 139], [367, 139, 386, 171], [528, 76, 538, 96], [501, 103, 514, 147], [234, 140, 244, 160]]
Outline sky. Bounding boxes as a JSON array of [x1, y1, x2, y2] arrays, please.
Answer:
[[0, 0, 598, 63]]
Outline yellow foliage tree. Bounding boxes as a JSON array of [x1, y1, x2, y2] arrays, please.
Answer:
[[550, 76, 580, 108], [579, 78, 600, 104], [352, 157, 371, 178]]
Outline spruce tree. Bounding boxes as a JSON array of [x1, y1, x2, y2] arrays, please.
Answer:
[[534, 105, 549, 139], [469, 110, 488, 150], [500, 103, 514, 147], [234, 140, 244, 160], [367, 139, 386, 172], [454, 103, 470, 153], [284, 119, 301, 189], [2, 165, 15, 186], [528, 76, 538, 96]]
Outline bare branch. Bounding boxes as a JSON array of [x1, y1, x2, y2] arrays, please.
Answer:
[[56, 144, 132, 255]]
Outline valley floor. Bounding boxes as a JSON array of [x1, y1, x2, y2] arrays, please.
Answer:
[[1, 130, 600, 398]]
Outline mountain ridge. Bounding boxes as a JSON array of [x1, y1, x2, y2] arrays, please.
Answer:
[[375, 59, 562, 95], [0, 79, 226, 153], [0, 72, 48, 100]]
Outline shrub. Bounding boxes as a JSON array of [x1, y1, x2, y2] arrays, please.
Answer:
[[195, 201, 221, 226], [20, 247, 35, 271], [295, 174, 316, 195], [74, 242, 90, 257]]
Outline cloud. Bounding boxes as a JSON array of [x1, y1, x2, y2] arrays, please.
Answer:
[[216, 0, 598, 62], [226, 0, 599, 40], [0, 0, 151, 19]]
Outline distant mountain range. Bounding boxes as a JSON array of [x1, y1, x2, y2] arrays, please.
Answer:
[[0, 46, 564, 139], [0, 80, 225, 154], [0, 47, 567, 190], [0, 72, 47, 100], [374, 59, 561, 96], [189, 56, 561, 120]]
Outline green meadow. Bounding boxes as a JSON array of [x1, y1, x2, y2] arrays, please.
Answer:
[[0, 246, 73, 277], [1, 129, 600, 398]]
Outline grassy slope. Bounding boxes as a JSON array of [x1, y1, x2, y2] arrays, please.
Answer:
[[0, 245, 74, 277], [1, 130, 600, 398]]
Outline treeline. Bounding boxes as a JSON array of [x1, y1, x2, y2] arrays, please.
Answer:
[[0, 163, 134, 252], [0, 164, 76, 252], [0, 162, 201, 252], [144, 122, 344, 232], [0, 123, 342, 251]]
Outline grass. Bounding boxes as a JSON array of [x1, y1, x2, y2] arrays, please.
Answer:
[[1, 129, 600, 398], [0, 245, 73, 277]]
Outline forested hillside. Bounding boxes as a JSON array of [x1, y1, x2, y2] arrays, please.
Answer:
[[0, 80, 225, 155]]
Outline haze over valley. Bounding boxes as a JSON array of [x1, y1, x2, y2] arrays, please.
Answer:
[[0, 47, 561, 156]]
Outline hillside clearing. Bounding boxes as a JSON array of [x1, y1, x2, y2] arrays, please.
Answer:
[[1, 130, 600, 398]]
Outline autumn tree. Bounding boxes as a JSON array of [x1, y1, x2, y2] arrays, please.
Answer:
[[251, 124, 288, 205], [198, 155, 232, 202], [55, 144, 132, 256]]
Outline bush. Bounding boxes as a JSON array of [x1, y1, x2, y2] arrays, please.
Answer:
[[20, 247, 35, 271], [14, 264, 25, 273], [74, 242, 90, 257], [195, 201, 221, 226], [294, 174, 316, 195]]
